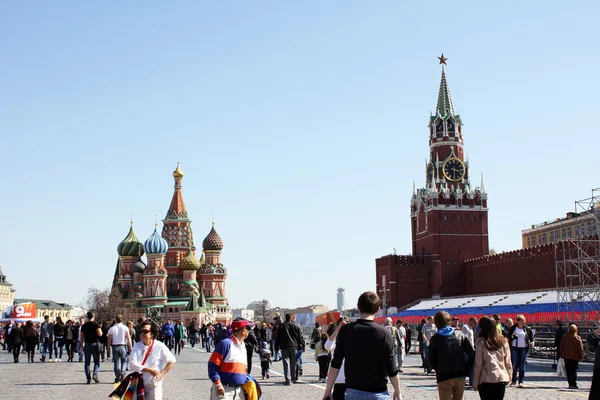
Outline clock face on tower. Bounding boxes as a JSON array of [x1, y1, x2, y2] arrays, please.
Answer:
[[442, 157, 466, 181], [426, 162, 434, 182]]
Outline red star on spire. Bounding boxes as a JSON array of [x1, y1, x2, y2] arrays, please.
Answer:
[[438, 54, 448, 65]]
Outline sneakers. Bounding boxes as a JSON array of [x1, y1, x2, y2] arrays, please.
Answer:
[[93, 376, 100, 383], [518, 383, 523, 388], [266, 373, 270, 379], [114, 378, 121, 383], [86, 379, 91, 385], [284, 380, 291, 386]]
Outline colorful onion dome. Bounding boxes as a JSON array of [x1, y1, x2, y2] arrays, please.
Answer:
[[173, 162, 184, 179], [179, 249, 201, 270], [144, 228, 169, 254], [202, 223, 223, 251], [117, 225, 145, 257], [133, 261, 146, 273]]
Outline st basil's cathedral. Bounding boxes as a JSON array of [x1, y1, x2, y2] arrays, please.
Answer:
[[111, 163, 232, 325]]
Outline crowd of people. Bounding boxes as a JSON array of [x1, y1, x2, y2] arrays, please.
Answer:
[[5, 295, 600, 400]]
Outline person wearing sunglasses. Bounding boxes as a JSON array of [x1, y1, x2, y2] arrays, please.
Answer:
[[208, 317, 255, 399], [128, 320, 176, 400], [506, 314, 534, 388]]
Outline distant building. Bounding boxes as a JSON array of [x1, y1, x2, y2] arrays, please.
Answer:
[[232, 308, 254, 321], [337, 288, 345, 313], [14, 298, 72, 321], [287, 305, 328, 315], [0, 267, 15, 312], [522, 205, 600, 248]]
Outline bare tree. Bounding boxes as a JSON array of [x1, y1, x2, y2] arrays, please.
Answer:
[[259, 299, 271, 322], [85, 286, 121, 322]]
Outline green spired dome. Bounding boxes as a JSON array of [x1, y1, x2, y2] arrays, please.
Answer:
[[179, 249, 201, 270], [117, 225, 145, 257]]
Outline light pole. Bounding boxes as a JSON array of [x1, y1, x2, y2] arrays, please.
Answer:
[[378, 275, 396, 316]]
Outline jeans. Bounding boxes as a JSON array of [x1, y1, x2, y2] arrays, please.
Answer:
[[396, 347, 405, 369], [175, 338, 183, 354], [296, 349, 304, 378], [564, 358, 579, 387], [405, 339, 411, 355], [345, 388, 390, 399], [84, 342, 100, 380], [112, 345, 128, 380], [189, 334, 196, 348], [281, 347, 297, 382], [477, 382, 506, 400], [76, 340, 83, 361], [205, 337, 213, 352], [590, 367, 600, 399], [163, 335, 173, 350], [41, 337, 53, 359], [54, 336, 64, 359], [65, 339, 76, 360], [511, 347, 528, 384], [422, 341, 431, 372], [12, 345, 21, 361]]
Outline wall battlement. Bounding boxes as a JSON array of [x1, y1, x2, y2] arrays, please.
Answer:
[[376, 254, 432, 268]]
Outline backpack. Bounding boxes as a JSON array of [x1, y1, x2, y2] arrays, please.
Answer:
[[215, 326, 227, 343], [387, 325, 399, 348]]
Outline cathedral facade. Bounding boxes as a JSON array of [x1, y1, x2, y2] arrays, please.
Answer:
[[112, 164, 232, 325]]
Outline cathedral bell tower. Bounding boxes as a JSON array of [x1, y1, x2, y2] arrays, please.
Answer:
[[162, 163, 195, 296], [410, 55, 489, 296]]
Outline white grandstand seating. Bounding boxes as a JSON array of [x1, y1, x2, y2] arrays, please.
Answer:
[[408, 290, 559, 312]]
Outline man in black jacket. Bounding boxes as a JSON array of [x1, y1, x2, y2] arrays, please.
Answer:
[[323, 291, 401, 400], [276, 313, 304, 385], [8, 321, 24, 363], [428, 311, 475, 400], [554, 320, 567, 366]]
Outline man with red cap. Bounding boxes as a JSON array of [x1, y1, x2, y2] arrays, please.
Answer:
[[208, 318, 254, 400]]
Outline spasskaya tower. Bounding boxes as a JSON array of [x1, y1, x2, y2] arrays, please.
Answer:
[[410, 54, 489, 296]]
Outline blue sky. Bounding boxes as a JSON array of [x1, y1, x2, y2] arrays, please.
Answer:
[[1, 2, 598, 311]]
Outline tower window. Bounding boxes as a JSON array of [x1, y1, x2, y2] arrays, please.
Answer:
[[458, 215, 462, 222], [443, 215, 448, 221]]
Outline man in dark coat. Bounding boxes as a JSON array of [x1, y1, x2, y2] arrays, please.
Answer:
[[276, 313, 305, 385], [8, 321, 24, 363]]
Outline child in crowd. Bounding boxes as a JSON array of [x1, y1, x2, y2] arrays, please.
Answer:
[[259, 341, 272, 379]]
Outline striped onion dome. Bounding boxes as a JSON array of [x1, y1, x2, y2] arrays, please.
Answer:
[[179, 249, 200, 270], [202, 223, 223, 251], [144, 228, 168, 255], [133, 261, 146, 273], [117, 225, 145, 257]]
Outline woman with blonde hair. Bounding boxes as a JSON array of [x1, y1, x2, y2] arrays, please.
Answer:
[[473, 316, 512, 399], [507, 314, 534, 387], [560, 324, 584, 389]]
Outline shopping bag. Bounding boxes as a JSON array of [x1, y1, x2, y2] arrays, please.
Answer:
[[557, 358, 566, 377]]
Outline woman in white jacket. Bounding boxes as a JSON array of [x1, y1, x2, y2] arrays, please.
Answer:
[[324, 317, 348, 400]]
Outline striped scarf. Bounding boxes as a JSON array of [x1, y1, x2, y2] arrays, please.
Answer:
[[108, 372, 145, 400]]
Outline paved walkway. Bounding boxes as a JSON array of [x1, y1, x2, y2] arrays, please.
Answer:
[[0, 346, 593, 399]]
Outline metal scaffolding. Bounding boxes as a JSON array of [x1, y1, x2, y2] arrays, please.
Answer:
[[556, 187, 600, 324]]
